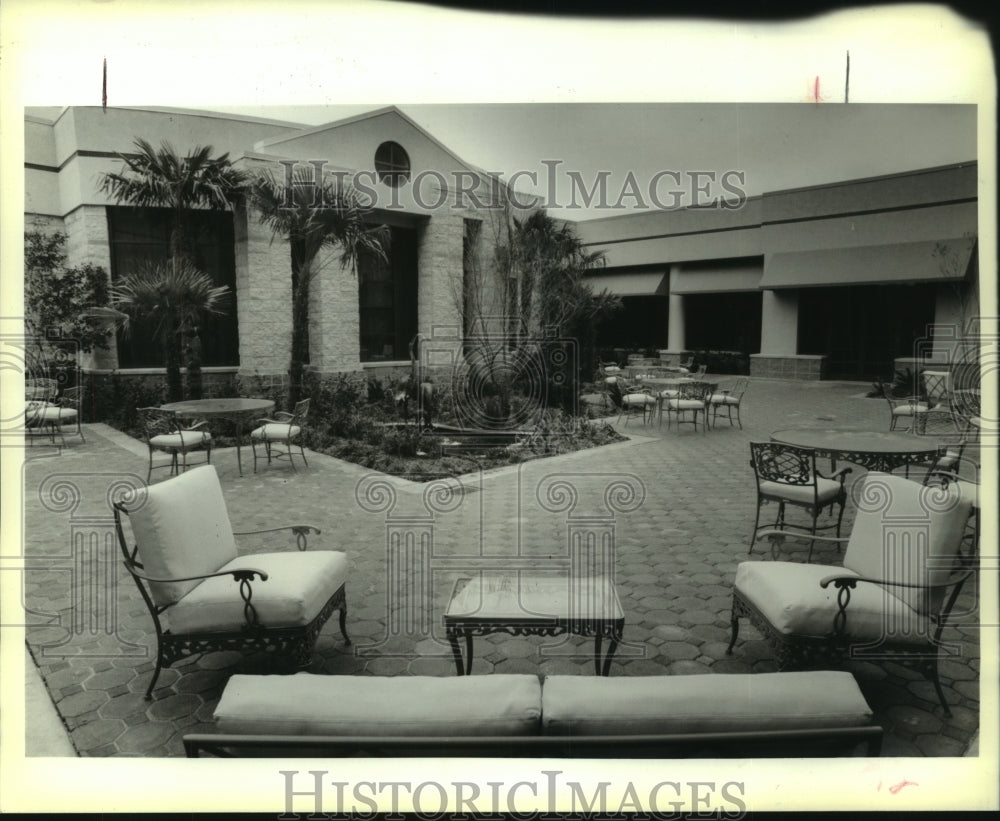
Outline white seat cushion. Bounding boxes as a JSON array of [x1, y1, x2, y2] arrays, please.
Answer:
[[541, 671, 873, 734], [251, 423, 301, 440], [127, 465, 238, 606], [892, 403, 929, 416], [168, 550, 348, 633], [603, 366, 621, 374], [758, 475, 842, 505], [32, 406, 78, 422], [666, 399, 705, 410], [149, 430, 212, 449], [622, 393, 656, 407], [215, 673, 542, 736], [734, 561, 925, 643], [709, 393, 740, 405]]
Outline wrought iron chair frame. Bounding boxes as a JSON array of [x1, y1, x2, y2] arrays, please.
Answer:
[[613, 378, 656, 426], [250, 398, 311, 472], [660, 380, 715, 433], [137, 406, 213, 482], [748, 441, 851, 560], [728, 525, 977, 717], [709, 377, 749, 430], [113, 500, 349, 699], [27, 384, 87, 445]]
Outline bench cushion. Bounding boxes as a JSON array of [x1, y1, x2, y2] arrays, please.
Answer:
[[215, 673, 542, 737], [541, 671, 872, 735]]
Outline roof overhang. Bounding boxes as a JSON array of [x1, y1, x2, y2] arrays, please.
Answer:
[[586, 269, 668, 296], [760, 237, 976, 289]]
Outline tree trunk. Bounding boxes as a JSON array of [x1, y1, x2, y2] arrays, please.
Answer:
[[288, 258, 311, 407], [164, 313, 183, 402]]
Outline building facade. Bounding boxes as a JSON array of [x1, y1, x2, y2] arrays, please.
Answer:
[[24, 106, 978, 388]]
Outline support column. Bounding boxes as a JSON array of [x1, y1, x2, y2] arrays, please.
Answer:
[[752, 289, 824, 379], [233, 203, 293, 378], [64, 206, 117, 370], [309, 246, 361, 373], [660, 267, 690, 367]]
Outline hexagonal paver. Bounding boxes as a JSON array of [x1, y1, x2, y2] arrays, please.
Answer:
[[70, 719, 126, 752], [116, 721, 176, 754], [146, 693, 203, 721], [56, 689, 109, 718], [86, 667, 137, 691]]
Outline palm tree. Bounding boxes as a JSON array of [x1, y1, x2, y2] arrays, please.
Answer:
[[100, 139, 248, 264], [501, 210, 619, 409], [111, 261, 231, 401], [247, 167, 389, 405], [100, 140, 247, 396]]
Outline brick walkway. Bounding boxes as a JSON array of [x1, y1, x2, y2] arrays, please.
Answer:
[[21, 378, 981, 757]]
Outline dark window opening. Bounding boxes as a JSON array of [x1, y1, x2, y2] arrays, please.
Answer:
[[684, 292, 763, 353], [375, 141, 411, 188], [595, 295, 668, 354], [798, 284, 937, 380], [359, 225, 418, 361], [107, 206, 239, 368]]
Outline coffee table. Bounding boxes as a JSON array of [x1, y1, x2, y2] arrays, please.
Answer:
[[443, 573, 624, 676], [160, 397, 275, 476]]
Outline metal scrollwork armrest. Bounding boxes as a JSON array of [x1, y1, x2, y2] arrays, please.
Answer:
[[232, 524, 321, 551], [755, 528, 849, 545], [123, 564, 269, 586], [818, 570, 974, 636]]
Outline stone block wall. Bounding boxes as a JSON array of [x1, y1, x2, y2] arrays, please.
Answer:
[[749, 354, 826, 380]]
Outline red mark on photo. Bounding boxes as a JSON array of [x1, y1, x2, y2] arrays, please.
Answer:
[[889, 780, 918, 794]]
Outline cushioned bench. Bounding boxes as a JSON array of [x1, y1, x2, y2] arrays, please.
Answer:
[[183, 670, 882, 757]]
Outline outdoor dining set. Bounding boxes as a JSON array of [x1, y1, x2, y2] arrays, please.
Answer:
[[22, 363, 983, 758]]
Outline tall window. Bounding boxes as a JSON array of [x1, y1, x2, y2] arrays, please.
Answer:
[[107, 206, 239, 367], [358, 225, 418, 361]]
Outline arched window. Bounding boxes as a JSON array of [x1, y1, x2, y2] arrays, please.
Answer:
[[374, 141, 411, 187]]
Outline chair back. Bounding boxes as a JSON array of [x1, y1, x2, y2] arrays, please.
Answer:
[[726, 378, 749, 399], [123, 465, 238, 606], [844, 473, 973, 616], [921, 370, 951, 404], [291, 398, 311, 424], [677, 381, 715, 402], [749, 441, 816, 488], [25, 377, 58, 401], [60, 385, 84, 408], [137, 407, 179, 440]]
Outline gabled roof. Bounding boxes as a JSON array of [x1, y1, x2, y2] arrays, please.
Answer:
[[254, 104, 491, 180]]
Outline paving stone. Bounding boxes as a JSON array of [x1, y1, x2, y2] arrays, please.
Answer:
[[56, 689, 109, 718], [71, 719, 126, 751], [116, 721, 177, 754], [22, 388, 983, 757], [147, 693, 203, 721]]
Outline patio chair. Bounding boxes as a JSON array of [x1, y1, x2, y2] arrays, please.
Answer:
[[250, 398, 310, 472], [137, 406, 213, 483], [914, 370, 956, 434], [748, 441, 852, 560], [728, 472, 975, 716], [660, 380, 714, 433], [616, 382, 658, 426], [26, 385, 86, 444], [885, 394, 932, 432], [708, 378, 749, 430], [113, 464, 350, 699]]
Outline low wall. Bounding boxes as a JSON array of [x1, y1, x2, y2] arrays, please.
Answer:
[[749, 354, 826, 380]]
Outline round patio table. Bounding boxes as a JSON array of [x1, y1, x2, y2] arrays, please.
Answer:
[[160, 397, 274, 476], [770, 428, 942, 473]]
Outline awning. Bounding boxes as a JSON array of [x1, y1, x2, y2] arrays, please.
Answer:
[[670, 262, 762, 294], [586, 269, 668, 296], [760, 237, 976, 289]]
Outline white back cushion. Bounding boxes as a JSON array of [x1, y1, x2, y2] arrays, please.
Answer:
[[128, 465, 238, 606], [844, 473, 971, 615]]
